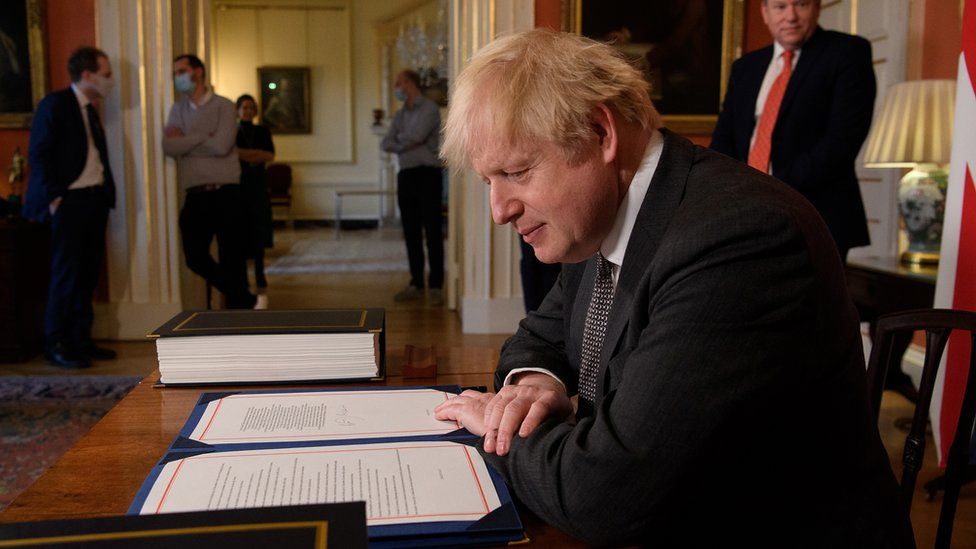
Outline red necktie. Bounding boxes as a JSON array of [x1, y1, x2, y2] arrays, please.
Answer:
[[748, 49, 794, 172]]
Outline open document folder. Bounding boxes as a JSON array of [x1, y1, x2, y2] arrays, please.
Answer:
[[129, 386, 524, 548]]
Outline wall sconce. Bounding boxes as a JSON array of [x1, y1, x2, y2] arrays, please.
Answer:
[[863, 79, 955, 265]]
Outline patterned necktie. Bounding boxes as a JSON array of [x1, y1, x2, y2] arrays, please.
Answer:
[[748, 49, 794, 172], [579, 253, 614, 408]]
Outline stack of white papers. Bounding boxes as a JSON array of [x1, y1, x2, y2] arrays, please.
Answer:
[[156, 333, 379, 385]]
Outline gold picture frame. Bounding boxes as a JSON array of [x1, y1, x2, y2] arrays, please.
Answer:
[[564, 0, 743, 135], [258, 66, 312, 135], [0, 0, 47, 129]]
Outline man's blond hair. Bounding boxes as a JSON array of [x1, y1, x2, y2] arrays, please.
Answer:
[[441, 29, 661, 170]]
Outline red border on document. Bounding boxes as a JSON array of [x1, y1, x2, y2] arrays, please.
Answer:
[[153, 444, 493, 520]]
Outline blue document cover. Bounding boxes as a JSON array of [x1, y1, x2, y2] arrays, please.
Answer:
[[129, 385, 524, 548]]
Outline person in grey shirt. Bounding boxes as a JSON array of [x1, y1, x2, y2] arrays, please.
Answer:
[[162, 54, 258, 309], [381, 70, 444, 306]]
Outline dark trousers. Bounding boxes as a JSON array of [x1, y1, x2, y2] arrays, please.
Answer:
[[519, 239, 561, 313], [45, 186, 109, 349], [252, 249, 267, 289], [397, 166, 444, 289], [179, 185, 255, 309]]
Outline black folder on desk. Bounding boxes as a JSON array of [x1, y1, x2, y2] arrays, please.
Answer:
[[129, 385, 525, 548], [0, 503, 368, 548]]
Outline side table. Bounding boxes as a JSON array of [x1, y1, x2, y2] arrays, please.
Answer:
[[0, 218, 50, 362], [845, 256, 937, 399]]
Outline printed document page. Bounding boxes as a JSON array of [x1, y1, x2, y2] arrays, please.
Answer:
[[188, 389, 459, 444], [136, 441, 502, 525]]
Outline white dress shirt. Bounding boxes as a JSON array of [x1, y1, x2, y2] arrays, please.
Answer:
[[504, 129, 665, 388], [67, 83, 105, 190], [749, 42, 801, 173]]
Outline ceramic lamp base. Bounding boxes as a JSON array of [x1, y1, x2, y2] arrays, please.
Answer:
[[900, 250, 940, 266], [897, 163, 948, 268]]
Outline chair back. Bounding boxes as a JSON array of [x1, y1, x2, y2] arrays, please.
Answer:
[[866, 308, 976, 549], [267, 163, 292, 203]]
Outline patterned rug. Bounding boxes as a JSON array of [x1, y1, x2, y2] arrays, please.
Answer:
[[266, 236, 408, 275], [0, 375, 140, 511]]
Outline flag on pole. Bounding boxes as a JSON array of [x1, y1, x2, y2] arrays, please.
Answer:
[[931, 0, 976, 466]]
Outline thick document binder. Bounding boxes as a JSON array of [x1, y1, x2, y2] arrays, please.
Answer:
[[129, 386, 524, 548], [0, 503, 368, 548], [148, 309, 386, 386], [150, 309, 385, 337]]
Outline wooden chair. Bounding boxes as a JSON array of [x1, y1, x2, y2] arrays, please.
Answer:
[[866, 308, 976, 549], [267, 163, 293, 228]]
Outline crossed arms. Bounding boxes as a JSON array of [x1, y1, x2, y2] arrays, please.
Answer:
[[380, 101, 440, 155], [161, 100, 238, 158]]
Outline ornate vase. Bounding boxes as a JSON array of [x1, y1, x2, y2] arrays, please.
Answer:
[[898, 163, 948, 265]]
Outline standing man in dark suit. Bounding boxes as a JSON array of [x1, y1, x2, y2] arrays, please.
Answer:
[[710, 0, 876, 260], [433, 30, 912, 546], [24, 47, 117, 369]]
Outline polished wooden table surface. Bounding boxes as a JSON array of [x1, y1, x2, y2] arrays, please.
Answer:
[[845, 255, 937, 313], [0, 369, 585, 546]]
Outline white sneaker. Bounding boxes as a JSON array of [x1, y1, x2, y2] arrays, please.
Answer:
[[254, 294, 269, 310]]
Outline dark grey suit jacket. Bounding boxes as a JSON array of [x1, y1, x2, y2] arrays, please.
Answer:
[[482, 130, 913, 547]]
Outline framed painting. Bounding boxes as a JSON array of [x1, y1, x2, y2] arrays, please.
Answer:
[[564, 0, 743, 135], [258, 66, 311, 134], [0, 0, 47, 129]]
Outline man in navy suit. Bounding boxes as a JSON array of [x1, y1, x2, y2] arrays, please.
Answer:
[[24, 47, 117, 368], [710, 0, 875, 260], [433, 30, 911, 546]]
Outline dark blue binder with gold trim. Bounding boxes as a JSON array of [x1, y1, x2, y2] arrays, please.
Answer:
[[129, 386, 524, 548]]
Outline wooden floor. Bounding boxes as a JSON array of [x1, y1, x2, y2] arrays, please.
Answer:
[[1, 224, 974, 546]]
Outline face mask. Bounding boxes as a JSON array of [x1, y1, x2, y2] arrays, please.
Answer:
[[174, 72, 195, 94], [393, 88, 406, 102], [91, 74, 114, 98]]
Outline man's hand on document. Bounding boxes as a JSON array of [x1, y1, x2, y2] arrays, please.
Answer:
[[434, 374, 572, 456], [434, 389, 492, 436]]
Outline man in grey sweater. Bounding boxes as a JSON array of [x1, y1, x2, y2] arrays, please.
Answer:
[[381, 70, 444, 306], [162, 54, 258, 309]]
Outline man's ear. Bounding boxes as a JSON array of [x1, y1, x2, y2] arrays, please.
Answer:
[[590, 103, 618, 164]]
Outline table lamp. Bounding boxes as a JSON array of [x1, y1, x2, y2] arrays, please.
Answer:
[[863, 79, 955, 265]]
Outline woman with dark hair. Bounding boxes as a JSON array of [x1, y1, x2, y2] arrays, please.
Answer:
[[235, 94, 275, 297]]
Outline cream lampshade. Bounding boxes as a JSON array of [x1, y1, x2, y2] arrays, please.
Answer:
[[863, 79, 955, 265]]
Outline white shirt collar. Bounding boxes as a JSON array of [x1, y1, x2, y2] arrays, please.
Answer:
[[190, 87, 214, 109], [599, 128, 664, 269], [773, 41, 801, 65], [70, 83, 91, 109]]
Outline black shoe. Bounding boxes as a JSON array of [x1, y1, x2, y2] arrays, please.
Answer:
[[84, 344, 118, 360], [45, 344, 92, 369]]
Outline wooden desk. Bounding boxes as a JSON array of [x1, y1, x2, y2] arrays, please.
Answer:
[[0, 371, 585, 547], [845, 256, 937, 317], [845, 256, 937, 396]]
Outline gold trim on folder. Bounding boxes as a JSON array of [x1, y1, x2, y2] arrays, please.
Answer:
[[170, 310, 371, 332], [0, 521, 328, 548]]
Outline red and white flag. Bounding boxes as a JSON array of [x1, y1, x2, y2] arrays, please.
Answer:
[[931, 0, 976, 466]]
